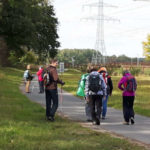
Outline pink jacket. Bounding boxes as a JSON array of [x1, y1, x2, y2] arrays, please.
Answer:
[[37, 69, 44, 81], [118, 73, 136, 96]]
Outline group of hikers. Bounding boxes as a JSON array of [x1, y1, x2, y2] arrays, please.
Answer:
[[77, 64, 137, 125], [23, 59, 137, 126]]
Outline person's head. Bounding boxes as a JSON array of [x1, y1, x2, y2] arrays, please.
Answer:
[[50, 59, 58, 67], [39, 66, 43, 70], [86, 64, 93, 73], [90, 66, 97, 72], [98, 67, 107, 73], [27, 64, 31, 70], [123, 70, 130, 76]]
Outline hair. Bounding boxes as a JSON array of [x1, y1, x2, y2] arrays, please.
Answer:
[[86, 64, 93, 73], [90, 66, 98, 72], [27, 64, 31, 70], [123, 70, 130, 76], [50, 59, 58, 64]]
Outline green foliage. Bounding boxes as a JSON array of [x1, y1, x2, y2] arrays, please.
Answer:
[[20, 50, 38, 65], [143, 34, 150, 60], [57, 49, 96, 65], [129, 67, 141, 76], [0, 0, 59, 66]]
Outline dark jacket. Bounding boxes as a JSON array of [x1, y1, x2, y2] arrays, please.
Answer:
[[45, 65, 63, 90]]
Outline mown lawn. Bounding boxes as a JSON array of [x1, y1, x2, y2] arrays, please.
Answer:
[[0, 67, 147, 150], [61, 69, 150, 117]]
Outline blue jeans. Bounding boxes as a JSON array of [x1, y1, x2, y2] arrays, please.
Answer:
[[45, 89, 58, 118], [102, 95, 109, 118]]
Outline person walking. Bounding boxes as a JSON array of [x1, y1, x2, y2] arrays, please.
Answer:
[[24, 64, 33, 93], [37, 66, 44, 93], [118, 70, 137, 125], [85, 67, 106, 125], [76, 65, 92, 121], [98, 67, 113, 120], [44, 59, 65, 121]]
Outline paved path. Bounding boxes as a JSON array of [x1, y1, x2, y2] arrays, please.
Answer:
[[21, 77, 150, 146]]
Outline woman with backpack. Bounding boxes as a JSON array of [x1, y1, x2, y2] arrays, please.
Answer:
[[118, 70, 137, 125], [24, 64, 33, 93], [98, 67, 113, 120]]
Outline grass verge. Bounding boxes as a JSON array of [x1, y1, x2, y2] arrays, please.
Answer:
[[0, 67, 147, 150]]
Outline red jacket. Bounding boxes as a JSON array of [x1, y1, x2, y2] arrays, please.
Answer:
[[37, 68, 44, 81]]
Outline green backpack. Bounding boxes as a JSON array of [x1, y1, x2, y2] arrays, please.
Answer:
[[76, 73, 89, 97]]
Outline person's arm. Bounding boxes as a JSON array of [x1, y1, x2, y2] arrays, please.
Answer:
[[52, 69, 65, 85], [118, 77, 124, 91], [84, 76, 89, 97], [108, 77, 113, 95], [100, 75, 106, 96]]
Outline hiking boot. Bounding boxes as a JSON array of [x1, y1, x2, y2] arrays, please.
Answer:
[[130, 117, 135, 125], [123, 121, 129, 125], [46, 116, 55, 122], [92, 121, 97, 125], [96, 119, 100, 125]]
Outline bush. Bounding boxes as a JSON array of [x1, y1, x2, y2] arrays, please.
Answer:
[[130, 67, 141, 76]]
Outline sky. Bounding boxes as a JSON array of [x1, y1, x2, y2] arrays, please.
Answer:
[[52, 0, 150, 58]]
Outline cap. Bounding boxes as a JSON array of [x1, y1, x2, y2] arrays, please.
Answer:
[[98, 67, 107, 73]]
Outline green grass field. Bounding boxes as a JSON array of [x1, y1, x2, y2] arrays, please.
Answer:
[[0, 67, 147, 150], [60, 69, 150, 117]]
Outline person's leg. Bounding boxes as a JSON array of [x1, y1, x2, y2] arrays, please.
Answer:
[[95, 95, 102, 125], [50, 89, 58, 119], [26, 81, 31, 93], [128, 96, 135, 124], [41, 80, 44, 93], [123, 96, 130, 123], [45, 89, 52, 118], [39, 81, 44, 93], [89, 95, 96, 122], [102, 95, 109, 119], [85, 101, 92, 121]]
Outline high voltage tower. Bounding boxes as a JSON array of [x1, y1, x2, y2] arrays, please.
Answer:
[[82, 0, 119, 65]]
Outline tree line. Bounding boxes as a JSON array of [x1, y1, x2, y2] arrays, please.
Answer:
[[57, 49, 146, 66]]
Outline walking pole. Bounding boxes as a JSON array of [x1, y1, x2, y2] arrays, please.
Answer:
[[60, 85, 63, 112]]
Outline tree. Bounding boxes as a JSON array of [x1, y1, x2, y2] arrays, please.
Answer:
[[0, 0, 59, 66], [143, 34, 150, 60]]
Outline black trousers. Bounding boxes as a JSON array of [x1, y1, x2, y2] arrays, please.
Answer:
[[39, 81, 44, 93], [123, 96, 135, 122], [89, 95, 103, 121], [45, 89, 58, 118]]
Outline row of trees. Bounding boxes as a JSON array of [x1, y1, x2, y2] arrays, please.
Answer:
[[0, 0, 59, 66], [57, 49, 146, 66]]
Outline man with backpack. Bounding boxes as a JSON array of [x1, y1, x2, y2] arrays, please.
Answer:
[[98, 67, 113, 120], [44, 59, 65, 122], [37, 66, 45, 93], [118, 70, 137, 125], [85, 67, 106, 125]]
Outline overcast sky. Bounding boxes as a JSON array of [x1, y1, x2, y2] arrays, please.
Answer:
[[52, 0, 150, 57]]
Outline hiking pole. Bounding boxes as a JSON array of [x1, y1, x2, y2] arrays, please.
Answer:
[[60, 85, 63, 112]]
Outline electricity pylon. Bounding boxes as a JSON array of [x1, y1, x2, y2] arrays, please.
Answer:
[[82, 0, 119, 64]]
